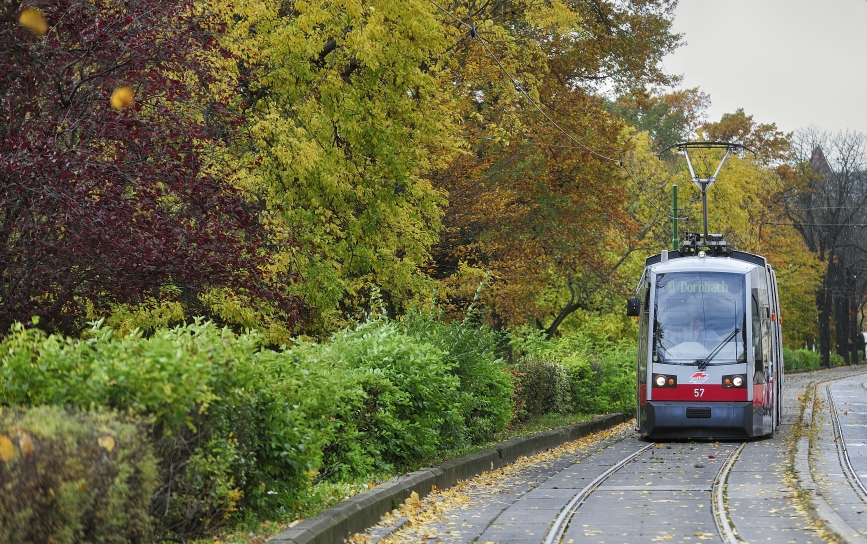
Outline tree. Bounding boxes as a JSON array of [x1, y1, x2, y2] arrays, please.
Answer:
[[608, 87, 709, 150], [787, 128, 867, 365], [0, 0, 307, 336], [214, 0, 460, 334], [425, 0, 682, 335], [703, 108, 792, 165]]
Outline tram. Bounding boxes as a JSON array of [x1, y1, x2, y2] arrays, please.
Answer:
[[627, 142, 784, 440]]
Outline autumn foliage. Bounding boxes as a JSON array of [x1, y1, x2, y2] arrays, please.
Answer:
[[0, 407, 158, 543], [0, 0, 306, 336]]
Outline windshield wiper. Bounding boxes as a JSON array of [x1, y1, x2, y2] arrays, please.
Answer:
[[695, 328, 740, 370]]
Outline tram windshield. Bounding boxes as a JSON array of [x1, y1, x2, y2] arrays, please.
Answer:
[[653, 271, 747, 365]]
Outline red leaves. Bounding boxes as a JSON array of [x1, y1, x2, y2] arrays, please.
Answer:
[[0, 0, 308, 335]]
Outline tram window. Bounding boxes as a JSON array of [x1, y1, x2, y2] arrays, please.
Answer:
[[752, 291, 763, 365], [750, 268, 772, 368], [653, 272, 746, 365]]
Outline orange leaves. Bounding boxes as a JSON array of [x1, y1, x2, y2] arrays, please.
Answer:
[[110, 87, 135, 110], [0, 427, 119, 463], [0, 429, 35, 462], [19, 7, 48, 36], [18, 430, 34, 457], [0, 434, 14, 462]]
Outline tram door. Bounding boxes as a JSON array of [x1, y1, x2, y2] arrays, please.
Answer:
[[751, 267, 775, 435], [635, 279, 651, 430], [769, 268, 783, 429]]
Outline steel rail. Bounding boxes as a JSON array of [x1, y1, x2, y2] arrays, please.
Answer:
[[797, 372, 867, 544], [713, 441, 746, 544], [542, 443, 653, 544], [826, 382, 867, 501]]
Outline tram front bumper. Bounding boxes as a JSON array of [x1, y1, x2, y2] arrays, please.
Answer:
[[642, 401, 755, 439]]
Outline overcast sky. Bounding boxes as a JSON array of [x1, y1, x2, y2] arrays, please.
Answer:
[[661, 0, 867, 136]]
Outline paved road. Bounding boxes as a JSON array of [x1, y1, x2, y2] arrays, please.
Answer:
[[350, 366, 867, 543]]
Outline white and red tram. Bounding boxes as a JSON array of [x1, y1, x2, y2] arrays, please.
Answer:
[[627, 234, 784, 439]]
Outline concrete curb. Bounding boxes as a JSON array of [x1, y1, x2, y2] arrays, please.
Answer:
[[268, 412, 629, 544]]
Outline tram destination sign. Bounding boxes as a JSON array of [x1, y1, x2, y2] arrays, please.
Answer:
[[665, 279, 730, 294]]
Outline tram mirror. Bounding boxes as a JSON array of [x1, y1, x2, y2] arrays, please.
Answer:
[[627, 297, 640, 316]]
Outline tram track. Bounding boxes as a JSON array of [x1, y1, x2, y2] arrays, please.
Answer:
[[792, 371, 867, 544], [825, 382, 867, 503], [542, 442, 653, 544], [349, 368, 867, 544], [541, 439, 747, 544], [713, 441, 745, 544]]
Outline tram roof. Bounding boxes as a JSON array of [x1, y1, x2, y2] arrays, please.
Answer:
[[646, 251, 765, 275]]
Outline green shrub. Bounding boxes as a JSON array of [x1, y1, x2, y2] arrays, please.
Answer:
[[784, 347, 821, 372], [510, 329, 636, 417], [595, 341, 636, 416], [0, 406, 158, 544], [319, 317, 464, 471], [559, 355, 596, 413], [403, 307, 514, 445], [0, 320, 355, 539], [514, 356, 572, 419], [231, 348, 356, 513]]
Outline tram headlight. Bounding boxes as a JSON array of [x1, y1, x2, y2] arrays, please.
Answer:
[[722, 374, 746, 388], [652, 374, 676, 388]]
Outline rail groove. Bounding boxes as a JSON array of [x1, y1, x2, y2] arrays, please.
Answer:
[[713, 441, 745, 543], [542, 443, 653, 544]]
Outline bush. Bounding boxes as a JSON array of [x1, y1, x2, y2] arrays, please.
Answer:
[[0, 316, 506, 534], [594, 341, 636, 416], [230, 348, 357, 514], [317, 317, 464, 471], [0, 320, 354, 539], [510, 328, 636, 417], [403, 307, 514, 445], [0, 406, 158, 544], [513, 356, 572, 419], [784, 347, 842, 372]]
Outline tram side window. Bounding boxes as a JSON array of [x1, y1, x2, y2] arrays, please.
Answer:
[[637, 283, 650, 384], [752, 290, 763, 365], [751, 269, 772, 372]]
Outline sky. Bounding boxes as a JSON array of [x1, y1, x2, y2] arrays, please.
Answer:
[[661, 0, 867, 136]]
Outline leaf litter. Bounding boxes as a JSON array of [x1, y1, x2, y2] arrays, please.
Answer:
[[346, 421, 636, 543]]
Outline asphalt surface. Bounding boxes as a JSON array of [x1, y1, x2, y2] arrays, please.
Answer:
[[269, 365, 867, 544]]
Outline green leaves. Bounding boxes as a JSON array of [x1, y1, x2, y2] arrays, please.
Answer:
[[218, 0, 458, 331]]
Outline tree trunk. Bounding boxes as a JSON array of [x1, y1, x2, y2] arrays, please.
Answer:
[[818, 260, 833, 367], [835, 289, 850, 365], [850, 294, 861, 364]]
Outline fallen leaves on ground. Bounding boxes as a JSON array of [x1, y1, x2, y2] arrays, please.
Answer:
[[347, 421, 636, 543]]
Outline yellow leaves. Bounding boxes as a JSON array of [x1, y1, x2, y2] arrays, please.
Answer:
[[523, 0, 581, 35], [404, 490, 422, 508], [98, 435, 116, 453], [110, 87, 135, 110], [1, 429, 35, 461], [19, 7, 48, 36], [0, 434, 14, 462], [225, 488, 244, 514]]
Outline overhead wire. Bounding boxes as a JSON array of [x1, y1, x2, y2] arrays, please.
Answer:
[[763, 222, 867, 228], [425, 0, 624, 165]]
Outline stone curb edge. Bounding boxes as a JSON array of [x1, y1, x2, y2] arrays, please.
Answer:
[[268, 412, 629, 544]]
